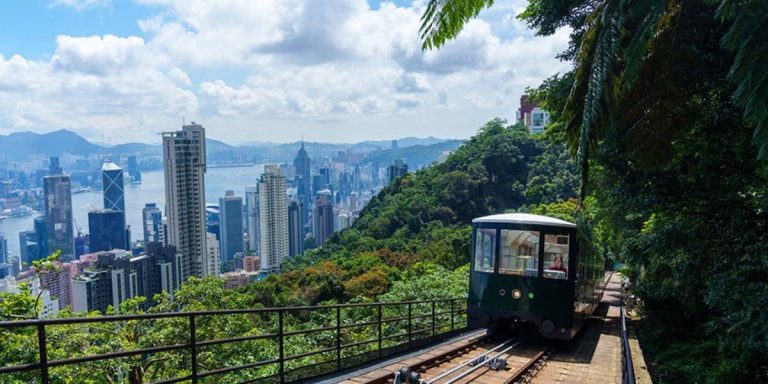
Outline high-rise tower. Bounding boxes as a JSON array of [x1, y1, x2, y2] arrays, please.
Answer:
[[219, 190, 244, 265], [287, 200, 304, 257], [293, 141, 311, 230], [162, 122, 209, 280], [101, 161, 126, 241], [245, 186, 260, 254], [43, 175, 74, 260], [258, 165, 288, 273], [142, 203, 163, 244], [313, 191, 334, 246]]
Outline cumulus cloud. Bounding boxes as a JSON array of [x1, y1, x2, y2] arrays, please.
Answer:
[[1, 0, 571, 143]]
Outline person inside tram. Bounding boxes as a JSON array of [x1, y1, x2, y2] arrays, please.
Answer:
[[549, 256, 567, 274]]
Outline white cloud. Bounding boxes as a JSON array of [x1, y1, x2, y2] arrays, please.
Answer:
[[1, 0, 571, 144]]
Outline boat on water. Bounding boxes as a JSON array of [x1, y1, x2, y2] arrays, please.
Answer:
[[0, 206, 36, 220]]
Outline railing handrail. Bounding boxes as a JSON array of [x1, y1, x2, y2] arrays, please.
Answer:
[[620, 299, 636, 384], [0, 297, 468, 328], [0, 297, 469, 384]]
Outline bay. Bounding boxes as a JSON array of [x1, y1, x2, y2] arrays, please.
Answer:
[[0, 165, 267, 260]]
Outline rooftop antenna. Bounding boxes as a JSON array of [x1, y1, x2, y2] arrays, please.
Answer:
[[183, 116, 185, 126]]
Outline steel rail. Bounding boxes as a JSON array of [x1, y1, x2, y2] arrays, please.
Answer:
[[424, 338, 517, 384], [441, 340, 523, 384]]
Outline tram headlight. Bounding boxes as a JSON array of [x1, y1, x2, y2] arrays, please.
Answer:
[[511, 289, 522, 299]]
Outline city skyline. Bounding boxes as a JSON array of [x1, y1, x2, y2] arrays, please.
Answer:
[[0, 0, 570, 144]]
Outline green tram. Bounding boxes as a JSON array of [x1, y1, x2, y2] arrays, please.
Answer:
[[468, 213, 604, 340]]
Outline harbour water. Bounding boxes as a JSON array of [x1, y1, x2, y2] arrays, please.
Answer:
[[0, 165, 266, 260]]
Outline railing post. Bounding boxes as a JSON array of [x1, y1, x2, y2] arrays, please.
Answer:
[[278, 309, 285, 384], [377, 303, 383, 358], [407, 302, 412, 345], [189, 314, 197, 384], [450, 299, 455, 331], [38, 323, 49, 384], [431, 300, 436, 336], [336, 306, 342, 371]]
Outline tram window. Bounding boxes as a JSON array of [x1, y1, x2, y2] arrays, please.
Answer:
[[474, 228, 496, 273], [499, 230, 540, 276], [543, 234, 569, 280]]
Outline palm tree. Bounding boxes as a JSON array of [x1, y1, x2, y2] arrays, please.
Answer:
[[420, 0, 768, 202]]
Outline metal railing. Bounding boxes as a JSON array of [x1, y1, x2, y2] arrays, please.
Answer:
[[0, 298, 467, 384], [620, 305, 636, 384]]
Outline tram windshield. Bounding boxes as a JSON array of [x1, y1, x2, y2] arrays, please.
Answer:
[[543, 234, 569, 280], [474, 228, 496, 273], [499, 229, 540, 276]]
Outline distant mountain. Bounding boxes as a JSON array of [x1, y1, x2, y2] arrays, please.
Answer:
[[0, 129, 101, 158], [352, 136, 452, 151], [364, 140, 465, 169], [206, 138, 234, 152], [108, 142, 160, 156]]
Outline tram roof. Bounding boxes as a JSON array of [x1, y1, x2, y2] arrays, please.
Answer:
[[472, 213, 576, 228]]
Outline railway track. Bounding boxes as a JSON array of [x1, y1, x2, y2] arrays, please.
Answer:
[[358, 338, 553, 384]]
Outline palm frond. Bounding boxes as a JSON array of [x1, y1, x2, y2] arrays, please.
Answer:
[[420, 0, 495, 50], [715, 0, 768, 160]]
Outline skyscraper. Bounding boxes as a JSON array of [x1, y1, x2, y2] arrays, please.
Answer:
[[49, 156, 63, 175], [142, 203, 163, 244], [102, 161, 126, 222], [206, 232, 220, 277], [127, 155, 141, 183], [88, 209, 127, 252], [219, 190, 244, 265], [258, 165, 288, 273], [287, 200, 304, 257], [293, 141, 311, 230], [387, 159, 408, 184], [162, 122, 209, 280], [293, 141, 311, 196], [313, 191, 334, 246], [0, 233, 8, 279], [43, 175, 74, 260], [245, 185, 260, 254]]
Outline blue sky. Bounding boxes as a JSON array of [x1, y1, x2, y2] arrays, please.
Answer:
[[0, 0, 570, 144]]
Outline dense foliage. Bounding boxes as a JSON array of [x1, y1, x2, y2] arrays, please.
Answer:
[[421, 0, 768, 382]]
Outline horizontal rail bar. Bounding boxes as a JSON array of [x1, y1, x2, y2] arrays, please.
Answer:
[[284, 346, 337, 362], [283, 325, 337, 337], [47, 343, 190, 368], [0, 361, 41, 375], [0, 298, 468, 328], [195, 332, 279, 348]]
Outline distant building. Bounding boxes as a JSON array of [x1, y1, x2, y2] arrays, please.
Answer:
[[72, 245, 179, 313], [88, 209, 127, 252], [49, 156, 63, 175], [313, 191, 334, 246], [222, 270, 258, 289], [336, 211, 351, 232], [101, 161, 126, 224], [19, 217, 47, 271], [162, 122, 209, 280], [387, 160, 408, 184], [205, 204, 220, 240], [219, 190, 244, 264], [127, 155, 141, 183], [245, 186, 260, 254], [258, 165, 288, 273], [516, 95, 549, 134], [293, 141, 312, 228], [243, 255, 260, 272], [0, 233, 8, 279], [142, 203, 163, 244], [0, 276, 58, 318], [206, 232, 220, 277], [39, 262, 73, 310], [43, 175, 74, 260], [287, 200, 304, 257]]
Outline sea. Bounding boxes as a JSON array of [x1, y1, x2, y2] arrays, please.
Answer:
[[0, 165, 267, 260]]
